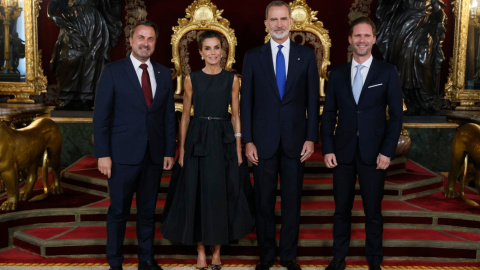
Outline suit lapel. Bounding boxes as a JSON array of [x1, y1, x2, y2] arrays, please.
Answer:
[[344, 62, 356, 105], [284, 41, 300, 98], [150, 62, 163, 109], [123, 57, 149, 108], [359, 58, 379, 103], [260, 41, 281, 101]]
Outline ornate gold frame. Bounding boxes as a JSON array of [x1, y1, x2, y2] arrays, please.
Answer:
[[445, 0, 480, 110], [265, 0, 331, 96], [0, 0, 47, 103], [171, 0, 237, 95]]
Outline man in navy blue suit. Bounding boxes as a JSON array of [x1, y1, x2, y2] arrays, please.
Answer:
[[93, 21, 175, 270], [321, 17, 403, 270], [241, 2, 319, 270]]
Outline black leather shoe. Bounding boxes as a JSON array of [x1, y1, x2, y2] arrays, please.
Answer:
[[325, 258, 346, 270], [109, 266, 122, 270], [369, 265, 382, 270], [280, 260, 301, 270], [255, 261, 273, 270], [138, 260, 163, 270]]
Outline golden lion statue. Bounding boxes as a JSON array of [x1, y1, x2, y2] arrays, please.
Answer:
[[0, 118, 63, 211], [445, 123, 480, 207]]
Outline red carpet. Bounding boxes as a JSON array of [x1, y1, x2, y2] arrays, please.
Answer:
[[1, 150, 480, 267]]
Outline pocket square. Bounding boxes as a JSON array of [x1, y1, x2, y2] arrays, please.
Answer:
[[368, 83, 383, 88]]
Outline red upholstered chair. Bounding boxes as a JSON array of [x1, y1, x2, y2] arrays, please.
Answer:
[[171, 0, 237, 114], [265, 0, 331, 112]]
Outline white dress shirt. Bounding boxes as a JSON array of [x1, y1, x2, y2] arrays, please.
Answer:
[[270, 38, 290, 77], [130, 54, 157, 98], [350, 55, 373, 87]]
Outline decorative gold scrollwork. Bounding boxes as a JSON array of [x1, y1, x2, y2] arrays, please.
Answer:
[[0, 0, 47, 103], [445, 0, 480, 110]]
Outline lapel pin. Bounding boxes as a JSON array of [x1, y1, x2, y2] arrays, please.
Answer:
[[157, 71, 161, 74]]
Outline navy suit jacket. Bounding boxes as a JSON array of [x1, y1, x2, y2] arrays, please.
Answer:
[[241, 40, 320, 159], [321, 58, 403, 165], [93, 56, 176, 165]]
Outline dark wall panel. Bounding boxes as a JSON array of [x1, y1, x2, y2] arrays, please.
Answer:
[[38, 0, 454, 95]]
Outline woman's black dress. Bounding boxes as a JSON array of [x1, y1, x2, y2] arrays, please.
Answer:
[[161, 70, 255, 246]]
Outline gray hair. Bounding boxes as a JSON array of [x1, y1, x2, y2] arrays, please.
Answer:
[[265, 1, 291, 19], [130, 20, 159, 38]]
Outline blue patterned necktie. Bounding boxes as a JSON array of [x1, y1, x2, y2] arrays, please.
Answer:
[[352, 64, 365, 104], [276, 45, 286, 100]]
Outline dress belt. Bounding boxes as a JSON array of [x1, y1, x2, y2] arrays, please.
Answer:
[[194, 116, 228, 120]]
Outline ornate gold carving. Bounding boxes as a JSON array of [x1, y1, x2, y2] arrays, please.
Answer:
[[265, 0, 331, 97], [124, 0, 147, 54], [171, 0, 237, 95], [0, 0, 47, 103], [445, 0, 480, 110]]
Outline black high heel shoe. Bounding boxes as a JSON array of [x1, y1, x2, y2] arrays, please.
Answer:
[[210, 247, 222, 270], [197, 258, 208, 270], [210, 264, 222, 270]]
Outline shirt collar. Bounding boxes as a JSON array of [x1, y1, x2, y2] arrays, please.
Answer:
[[352, 55, 373, 69], [270, 37, 290, 51], [130, 54, 152, 69]]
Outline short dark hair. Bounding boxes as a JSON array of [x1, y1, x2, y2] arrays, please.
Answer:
[[197, 30, 223, 50], [265, 1, 291, 19], [349, 16, 376, 36], [130, 20, 159, 38]]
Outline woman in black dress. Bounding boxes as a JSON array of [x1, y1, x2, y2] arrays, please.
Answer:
[[161, 31, 254, 270]]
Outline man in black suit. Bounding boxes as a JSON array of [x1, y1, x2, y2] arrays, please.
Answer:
[[241, 2, 319, 270], [94, 21, 176, 270], [321, 17, 403, 270]]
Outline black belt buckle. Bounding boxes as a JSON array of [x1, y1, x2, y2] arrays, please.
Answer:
[[195, 116, 227, 120]]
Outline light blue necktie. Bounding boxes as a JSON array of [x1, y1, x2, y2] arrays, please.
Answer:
[[276, 45, 286, 100], [352, 64, 365, 104]]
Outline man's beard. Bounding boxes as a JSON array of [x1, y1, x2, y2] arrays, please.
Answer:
[[270, 28, 289, 40]]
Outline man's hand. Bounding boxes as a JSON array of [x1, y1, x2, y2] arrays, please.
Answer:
[[245, 142, 259, 165], [98, 157, 112, 178], [164, 157, 174, 170], [300, 141, 315, 163], [376, 153, 391, 170], [324, 153, 337, 168]]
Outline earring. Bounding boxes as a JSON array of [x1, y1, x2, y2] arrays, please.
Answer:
[[201, 56, 204, 60]]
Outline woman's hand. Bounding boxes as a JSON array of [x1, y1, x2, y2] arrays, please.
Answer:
[[179, 149, 185, 167], [237, 147, 243, 166]]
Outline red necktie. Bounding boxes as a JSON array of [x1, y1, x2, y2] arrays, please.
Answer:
[[140, 63, 153, 108]]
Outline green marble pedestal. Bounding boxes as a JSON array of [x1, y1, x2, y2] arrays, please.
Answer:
[[404, 123, 458, 172], [51, 117, 94, 167]]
